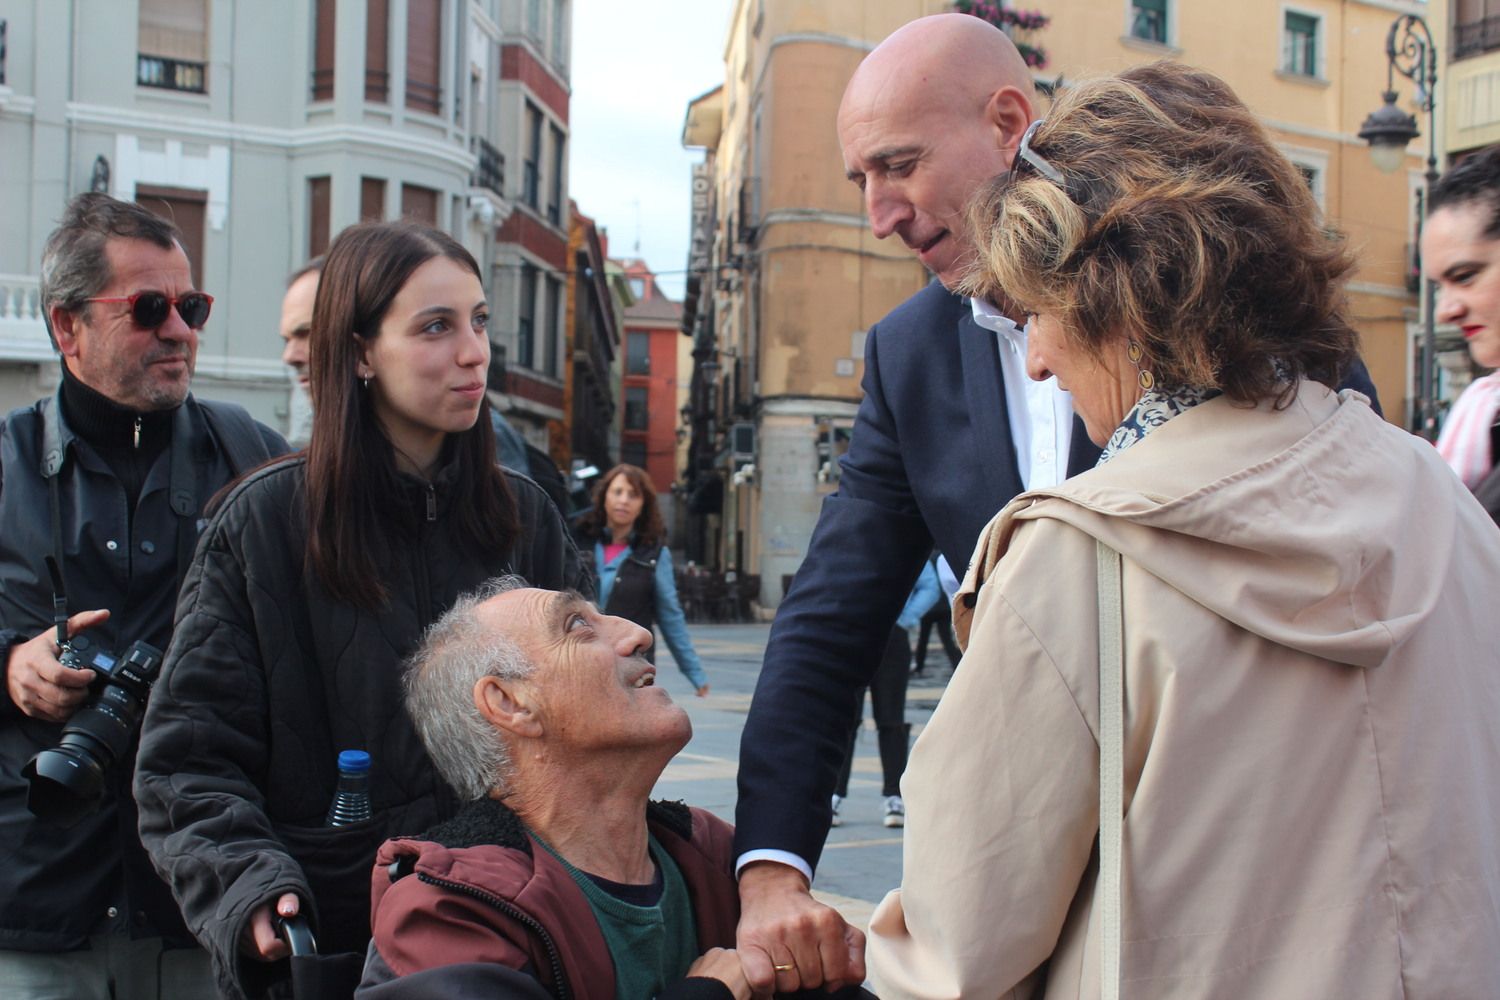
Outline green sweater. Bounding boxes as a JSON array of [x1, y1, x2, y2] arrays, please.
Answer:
[[537, 833, 698, 999]]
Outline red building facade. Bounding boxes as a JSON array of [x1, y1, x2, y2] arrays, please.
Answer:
[[618, 259, 685, 500]]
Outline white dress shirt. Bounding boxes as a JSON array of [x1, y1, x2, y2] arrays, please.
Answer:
[[968, 297, 1073, 491]]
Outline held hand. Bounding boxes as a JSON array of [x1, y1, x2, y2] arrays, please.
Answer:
[[695, 684, 710, 698], [241, 893, 301, 962], [735, 862, 865, 995], [4, 610, 109, 722], [685, 947, 754, 1000]]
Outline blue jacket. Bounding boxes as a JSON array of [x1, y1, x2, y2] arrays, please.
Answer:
[[895, 563, 941, 632], [595, 543, 708, 690]]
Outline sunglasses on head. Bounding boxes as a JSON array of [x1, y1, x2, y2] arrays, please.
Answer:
[[1012, 118, 1065, 187], [85, 291, 214, 330]]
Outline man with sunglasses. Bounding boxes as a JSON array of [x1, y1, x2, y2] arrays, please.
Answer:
[[0, 192, 286, 998], [729, 14, 1380, 995]]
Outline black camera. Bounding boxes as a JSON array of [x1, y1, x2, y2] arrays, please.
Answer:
[[23, 635, 164, 826]]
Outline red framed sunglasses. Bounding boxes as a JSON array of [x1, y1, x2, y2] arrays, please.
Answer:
[[85, 290, 214, 330]]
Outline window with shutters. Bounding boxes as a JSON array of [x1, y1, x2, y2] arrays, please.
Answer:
[[550, 0, 567, 68], [406, 0, 442, 115], [400, 184, 439, 226], [547, 125, 565, 227], [544, 276, 562, 376], [1128, 0, 1168, 45], [138, 0, 207, 93], [361, 177, 386, 222], [523, 103, 543, 211], [366, 0, 390, 101], [136, 185, 207, 284], [1455, 0, 1500, 59], [1282, 10, 1320, 78], [517, 265, 538, 369], [308, 177, 332, 258], [627, 332, 651, 376], [624, 387, 649, 431], [311, 0, 334, 100]]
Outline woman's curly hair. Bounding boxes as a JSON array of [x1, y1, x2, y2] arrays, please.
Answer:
[[962, 61, 1359, 405]]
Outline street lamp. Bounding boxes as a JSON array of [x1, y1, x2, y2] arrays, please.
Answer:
[[1358, 13, 1441, 439]]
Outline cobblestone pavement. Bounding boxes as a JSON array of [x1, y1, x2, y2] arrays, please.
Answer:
[[650, 622, 956, 933]]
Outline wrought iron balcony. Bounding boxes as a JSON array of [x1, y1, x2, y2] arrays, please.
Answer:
[[138, 53, 206, 94], [1455, 16, 1500, 60], [471, 136, 506, 199]]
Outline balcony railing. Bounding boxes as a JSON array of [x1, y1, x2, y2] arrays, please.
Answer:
[[471, 136, 506, 199], [138, 53, 206, 93], [0, 274, 54, 362], [1455, 16, 1500, 60]]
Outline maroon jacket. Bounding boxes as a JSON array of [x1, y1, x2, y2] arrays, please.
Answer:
[[356, 797, 739, 1000]]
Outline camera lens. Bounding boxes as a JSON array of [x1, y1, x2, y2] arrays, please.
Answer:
[[22, 640, 163, 826], [23, 747, 106, 827]]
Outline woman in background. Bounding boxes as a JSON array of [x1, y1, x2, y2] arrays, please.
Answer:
[[1423, 144, 1500, 525], [577, 463, 710, 696]]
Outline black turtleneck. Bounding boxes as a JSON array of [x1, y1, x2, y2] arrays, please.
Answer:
[[59, 364, 178, 515]]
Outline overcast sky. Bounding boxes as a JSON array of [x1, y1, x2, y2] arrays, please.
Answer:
[[569, 0, 735, 300]]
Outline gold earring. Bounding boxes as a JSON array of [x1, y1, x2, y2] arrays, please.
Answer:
[[1127, 341, 1154, 391]]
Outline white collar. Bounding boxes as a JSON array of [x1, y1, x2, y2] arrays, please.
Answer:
[[969, 296, 1025, 343]]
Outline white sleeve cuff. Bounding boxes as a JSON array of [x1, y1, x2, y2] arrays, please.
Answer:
[[735, 849, 814, 884]]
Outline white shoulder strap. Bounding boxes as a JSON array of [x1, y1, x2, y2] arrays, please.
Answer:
[[1096, 539, 1125, 1000]]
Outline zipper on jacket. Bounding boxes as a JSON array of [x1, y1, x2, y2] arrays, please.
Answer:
[[132, 416, 141, 449], [425, 482, 436, 522], [415, 871, 571, 998]]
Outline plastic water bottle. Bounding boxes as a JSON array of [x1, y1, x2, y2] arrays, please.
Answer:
[[325, 750, 372, 826]]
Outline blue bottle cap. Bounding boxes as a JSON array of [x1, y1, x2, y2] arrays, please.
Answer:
[[337, 750, 371, 772]]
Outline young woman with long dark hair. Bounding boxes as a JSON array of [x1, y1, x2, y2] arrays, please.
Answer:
[[576, 463, 710, 696], [134, 222, 589, 999]]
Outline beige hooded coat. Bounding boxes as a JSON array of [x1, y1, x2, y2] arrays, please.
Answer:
[[867, 387, 1500, 999]]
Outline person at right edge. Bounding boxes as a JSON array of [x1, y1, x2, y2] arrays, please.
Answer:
[[867, 61, 1500, 997], [1423, 145, 1500, 525], [729, 13, 1383, 994]]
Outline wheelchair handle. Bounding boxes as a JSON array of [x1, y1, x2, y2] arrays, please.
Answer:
[[274, 913, 319, 957]]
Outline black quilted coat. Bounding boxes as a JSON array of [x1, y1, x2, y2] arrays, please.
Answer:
[[133, 455, 590, 1000]]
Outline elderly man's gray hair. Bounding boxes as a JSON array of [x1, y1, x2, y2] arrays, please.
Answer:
[[404, 575, 536, 801]]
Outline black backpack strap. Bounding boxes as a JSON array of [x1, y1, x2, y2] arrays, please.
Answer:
[[175, 401, 273, 586], [197, 399, 274, 478]]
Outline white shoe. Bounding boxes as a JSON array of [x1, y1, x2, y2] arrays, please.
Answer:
[[883, 795, 905, 828], [830, 794, 843, 828]]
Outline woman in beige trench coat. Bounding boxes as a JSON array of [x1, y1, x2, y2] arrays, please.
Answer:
[[866, 61, 1500, 1000]]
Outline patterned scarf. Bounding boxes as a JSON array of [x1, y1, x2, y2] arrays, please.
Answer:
[[1098, 385, 1222, 465]]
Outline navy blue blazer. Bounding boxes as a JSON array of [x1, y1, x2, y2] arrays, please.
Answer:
[[734, 281, 1381, 873]]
